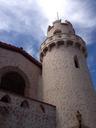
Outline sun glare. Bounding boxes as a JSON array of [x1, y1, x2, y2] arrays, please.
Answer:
[[38, 0, 68, 23]]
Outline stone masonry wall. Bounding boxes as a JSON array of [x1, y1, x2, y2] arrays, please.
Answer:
[[0, 90, 56, 128]]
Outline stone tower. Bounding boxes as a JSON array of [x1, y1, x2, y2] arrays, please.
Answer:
[[40, 20, 96, 128]]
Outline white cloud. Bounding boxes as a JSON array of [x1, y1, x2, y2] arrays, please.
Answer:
[[37, 0, 96, 28], [37, 0, 96, 44], [0, 0, 47, 42], [0, 0, 96, 45]]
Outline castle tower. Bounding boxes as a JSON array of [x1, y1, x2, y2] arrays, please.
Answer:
[[40, 20, 96, 128]]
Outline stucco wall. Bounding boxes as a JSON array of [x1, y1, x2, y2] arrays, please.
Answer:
[[0, 90, 56, 128], [42, 45, 96, 128], [0, 47, 42, 99], [47, 20, 75, 37]]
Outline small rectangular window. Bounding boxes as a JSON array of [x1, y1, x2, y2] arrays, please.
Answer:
[[74, 55, 79, 68]]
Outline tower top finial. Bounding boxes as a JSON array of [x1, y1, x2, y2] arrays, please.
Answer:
[[57, 12, 59, 20]]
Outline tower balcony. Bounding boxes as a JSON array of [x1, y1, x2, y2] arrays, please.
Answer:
[[40, 33, 87, 62], [40, 33, 86, 50]]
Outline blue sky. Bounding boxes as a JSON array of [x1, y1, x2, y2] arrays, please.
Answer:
[[0, 0, 96, 90]]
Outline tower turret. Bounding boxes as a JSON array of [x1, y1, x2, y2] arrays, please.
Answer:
[[40, 20, 87, 62], [40, 20, 96, 128]]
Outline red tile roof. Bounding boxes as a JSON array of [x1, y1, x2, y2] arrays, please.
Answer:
[[0, 41, 42, 68]]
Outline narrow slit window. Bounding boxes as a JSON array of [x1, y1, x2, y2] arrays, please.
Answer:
[[74, 56, 79, 68], [40, 104, 45, 113]]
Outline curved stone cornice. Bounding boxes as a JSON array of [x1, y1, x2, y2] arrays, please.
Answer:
[[40, 34, 87, 62]]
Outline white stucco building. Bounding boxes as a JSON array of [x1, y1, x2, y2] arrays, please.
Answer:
[[0, 20, 95, 128]]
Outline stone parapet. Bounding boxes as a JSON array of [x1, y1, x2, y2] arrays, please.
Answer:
[[40, 33, 87, 62]]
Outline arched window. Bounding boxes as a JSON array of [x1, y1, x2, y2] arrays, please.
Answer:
[[0, 95, 11, 103], [20, 100, 29, 108], [74, 56, 79, 68], [0, 71, 25, 95]]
